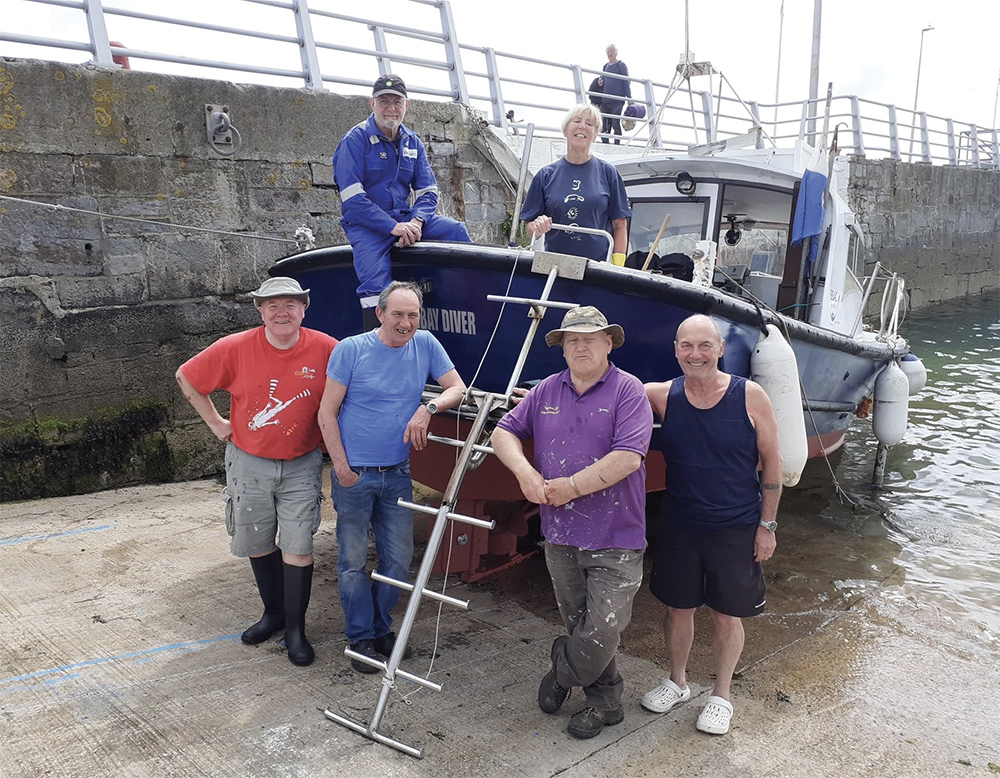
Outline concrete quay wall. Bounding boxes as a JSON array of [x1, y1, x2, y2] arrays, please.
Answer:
[[0, 58, 518, 494], [848, 157, 999, 308]]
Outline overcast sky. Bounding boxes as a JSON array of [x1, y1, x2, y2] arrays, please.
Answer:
[[3, 0, 998, 129]]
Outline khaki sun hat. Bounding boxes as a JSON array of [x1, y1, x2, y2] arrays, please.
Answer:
[[544, 305, 625, 349], [251, 276, 310, 309]]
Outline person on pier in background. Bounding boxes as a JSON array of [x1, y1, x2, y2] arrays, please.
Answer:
[[332, 73, 470, 331], [600, 44, 631, 145], [175, 277, 338, 668], [642, 314, 782, 735], [520, 104, 631, 265]]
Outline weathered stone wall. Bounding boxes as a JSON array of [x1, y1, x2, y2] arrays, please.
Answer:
[[1, 56, 997, 496], [848, 158, 1000, 308], [0, 58, 518, 492]]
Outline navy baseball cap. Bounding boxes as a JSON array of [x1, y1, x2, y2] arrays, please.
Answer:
[[372, 74, 407, 98]]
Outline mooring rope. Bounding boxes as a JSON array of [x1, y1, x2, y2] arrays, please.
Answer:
[[0, 193, 298, 245]]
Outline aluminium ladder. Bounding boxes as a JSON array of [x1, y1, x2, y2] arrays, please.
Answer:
[[323, 252, 586, 758]]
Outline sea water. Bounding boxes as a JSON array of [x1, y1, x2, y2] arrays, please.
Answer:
[[798, 291, 1000, 639]]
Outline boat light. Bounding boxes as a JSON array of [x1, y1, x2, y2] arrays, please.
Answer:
[[675, 171, 696, 195]]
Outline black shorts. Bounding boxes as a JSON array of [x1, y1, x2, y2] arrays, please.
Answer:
[[649, 520, 766, 618]]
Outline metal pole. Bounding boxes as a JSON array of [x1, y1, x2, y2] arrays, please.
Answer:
[[83, 0, 115, 67], [992, 68, 1000, 129], [908, 25, 933, 162], [684, 0, 690, 63], [807, 0, 821, 144], [503, 266, 560, 396], [438, 0, 468, 103], [508, 123, 534, 246], [774, 0, 784, 133], [872, 442, 888, 486], [293, 0, 323, 91]]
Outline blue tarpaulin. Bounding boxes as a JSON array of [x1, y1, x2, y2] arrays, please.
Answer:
[[791, 146, 827, 269]]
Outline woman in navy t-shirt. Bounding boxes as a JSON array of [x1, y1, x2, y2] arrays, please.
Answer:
[[521, 104, 631, 264]]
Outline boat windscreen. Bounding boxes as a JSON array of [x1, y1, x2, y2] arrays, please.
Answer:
[[628, 200, 706, 260]]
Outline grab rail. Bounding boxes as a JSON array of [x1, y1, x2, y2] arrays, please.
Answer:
[[2, 0, 997, 167]]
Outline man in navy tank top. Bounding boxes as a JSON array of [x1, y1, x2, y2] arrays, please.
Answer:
[[492, 306, 653, 740], [641, 314, 782, 736]]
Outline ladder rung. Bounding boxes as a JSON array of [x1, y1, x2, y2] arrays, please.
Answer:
[[340, 649, 443, 692], [427, 433, 493, 454], [371, 571, 470, 610], [485, 294, 578, 310], [397, 500, 496, 530], [323, 709, 424, 758]]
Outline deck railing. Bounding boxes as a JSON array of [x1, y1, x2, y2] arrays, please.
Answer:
[[3, 0, 998, 168]]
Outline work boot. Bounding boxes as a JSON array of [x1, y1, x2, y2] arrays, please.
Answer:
[[539, 633, 571, 713], [567, 706, 625, 739], [538, 669, 570, 714], [373, 631, 412, 660], [349, 639, 381, 674], [241, 550, 284, 644], [281, 562, 314, 666]]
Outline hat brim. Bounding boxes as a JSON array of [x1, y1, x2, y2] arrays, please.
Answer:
[[252, 291, 310, 309], [545, 323, 625, 349], [372, 88, 407, 98]]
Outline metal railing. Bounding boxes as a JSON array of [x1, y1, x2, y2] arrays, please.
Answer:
[[3, 0, 998, 168]]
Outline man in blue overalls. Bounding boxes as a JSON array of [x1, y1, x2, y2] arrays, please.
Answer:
[[333, 74, 470, 330]]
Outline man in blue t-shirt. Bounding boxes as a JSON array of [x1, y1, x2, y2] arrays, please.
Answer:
[[318, 281, 466, 673]]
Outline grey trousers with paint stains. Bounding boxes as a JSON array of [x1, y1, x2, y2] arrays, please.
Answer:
[[544, 542, 644, 710]]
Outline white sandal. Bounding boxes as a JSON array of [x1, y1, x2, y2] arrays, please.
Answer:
[[641, 678, 691, 713], [696, 695, 733, 735]]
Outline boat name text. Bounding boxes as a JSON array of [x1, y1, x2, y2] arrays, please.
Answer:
[[423, 307, 477, 336]]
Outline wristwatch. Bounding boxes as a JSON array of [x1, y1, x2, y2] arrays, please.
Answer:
[[425, 400, 439, 415], [759, 520, 778, 532]]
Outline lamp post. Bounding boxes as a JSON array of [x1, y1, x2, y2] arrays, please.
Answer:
[[993, 68, 1000, 130], [908, 24, 934, 162], [774, 0, 785, 135]]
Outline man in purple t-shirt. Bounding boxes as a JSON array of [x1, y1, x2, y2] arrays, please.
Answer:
[[491, 305, 653, 740]]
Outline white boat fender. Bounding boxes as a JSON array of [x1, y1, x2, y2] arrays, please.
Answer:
[[899, 353, 927, 396], [751, 324, 808, 488], [873, 361, 909, 446]]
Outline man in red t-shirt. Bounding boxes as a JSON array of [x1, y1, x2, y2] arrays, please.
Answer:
[[176, 277, 338, 667]]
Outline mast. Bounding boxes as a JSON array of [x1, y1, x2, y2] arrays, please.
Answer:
[[808, 0, 822, 143]]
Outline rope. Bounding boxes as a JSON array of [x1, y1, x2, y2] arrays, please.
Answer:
[[0, 193, 297, 245]]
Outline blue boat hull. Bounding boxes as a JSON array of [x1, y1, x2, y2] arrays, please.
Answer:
[[272, 241, 904, 464]]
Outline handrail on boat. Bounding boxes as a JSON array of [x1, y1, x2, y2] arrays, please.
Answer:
[[530, 224, 615, 263], [879, 272, 907, 341], [853, 261, 906, 343]]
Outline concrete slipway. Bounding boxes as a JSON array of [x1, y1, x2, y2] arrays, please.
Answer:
[[1, 474, 998, 778]]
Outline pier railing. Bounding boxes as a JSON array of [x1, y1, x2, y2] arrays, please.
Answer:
[[3, 0, 998, 169]]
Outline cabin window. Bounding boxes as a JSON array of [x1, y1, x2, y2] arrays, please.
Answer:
[[627, 200, 707, 263], [715, 184, 793, 281], [848, 229, 864, 278]]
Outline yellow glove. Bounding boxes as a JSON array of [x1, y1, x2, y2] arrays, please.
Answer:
[[612, 252, 626, 266]]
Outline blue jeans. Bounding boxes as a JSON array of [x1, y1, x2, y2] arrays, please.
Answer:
[[332, 462, 414, 643]]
